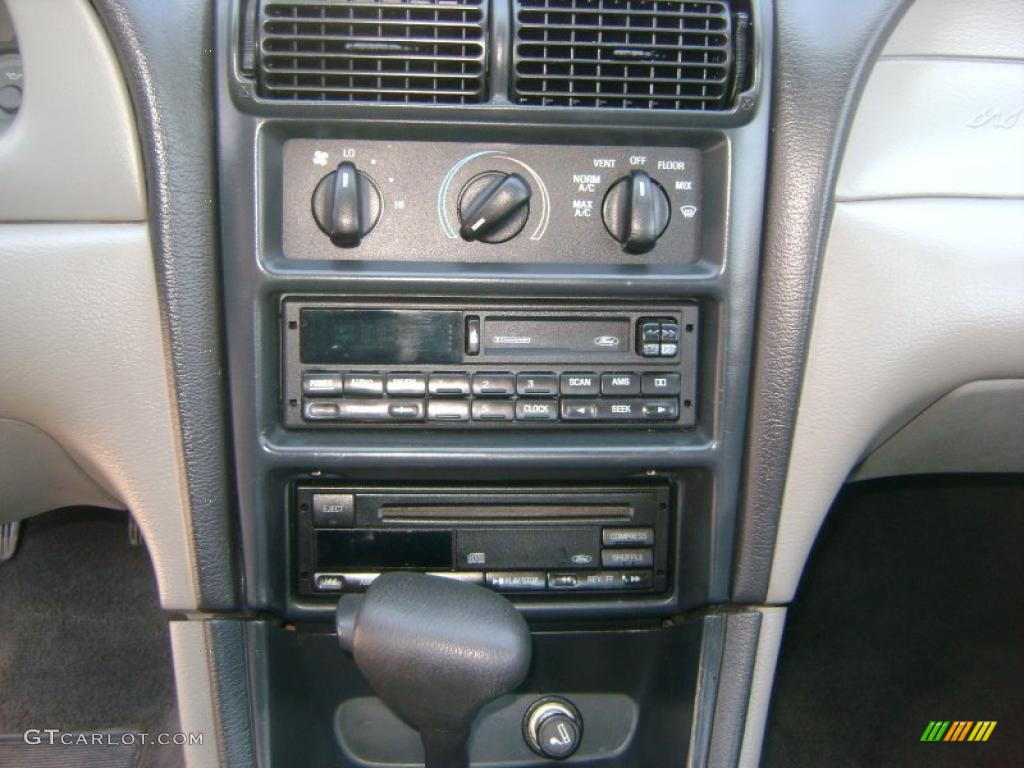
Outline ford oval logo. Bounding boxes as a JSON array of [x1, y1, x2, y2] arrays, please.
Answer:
[[571, 554, 593, 565], [593, 335, 621, 348]]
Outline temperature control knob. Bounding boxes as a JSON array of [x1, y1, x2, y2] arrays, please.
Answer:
[[523, 697, 582, 760], [311, 161, 382, 248], [602, 170, 671, 254], [457, 171, 532, 244]]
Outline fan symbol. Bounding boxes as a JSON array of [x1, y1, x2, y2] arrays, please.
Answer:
[[313, 150, 329, 166]]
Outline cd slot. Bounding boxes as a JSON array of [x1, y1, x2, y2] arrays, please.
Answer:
[[379, 503, 632, 523]]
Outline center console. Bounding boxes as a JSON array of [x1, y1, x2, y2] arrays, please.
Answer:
[[216, 0, 771, 764]]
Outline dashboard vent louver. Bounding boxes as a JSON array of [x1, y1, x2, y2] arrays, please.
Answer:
[[258, 0, 488, 104], [512, 0, 736, 111]]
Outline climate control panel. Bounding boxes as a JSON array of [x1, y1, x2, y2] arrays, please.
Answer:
[[279, 140, 704, 264]]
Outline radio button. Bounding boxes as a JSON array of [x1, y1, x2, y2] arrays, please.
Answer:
[[472, 401, 515, 421], [472, 372, 515, 396], [561, 401, 599, 420], [304, 400, 339, 420], [620, 571, 654, 589], [428, 571, 485, 585], [485, 572, 548, 592], [572, 571, 653, 590], [601, 372, 641, 395], [517, 373, 559, 396], [314, 573, 346, 592], [312, 493, 356, 527], [429, 373, 471, 396], [601, 548, 654, 568], [342, 373, 384, 396], [642, 343, 662, 357], [337, 572, 380, 588], [640, 321, 662, 344], [548, 573, 579, 589], [602, 527, 654, 547], [560, 372, 600, 396], [599, 399, 642, 419], [660, 323, 680, 343], [388, 401, 427, 420], [515, 400, 558, 421], [427, 400, 471, 421], [641, 400, 679, 420], [335, 399, 424, 421], [303, 373, 345, 396], [386, 373, 427, 396], [641, 372, 681, 396]]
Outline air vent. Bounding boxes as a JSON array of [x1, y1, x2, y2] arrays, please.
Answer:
[[258, 0, 488, 104], [513, 0, 738, 111]]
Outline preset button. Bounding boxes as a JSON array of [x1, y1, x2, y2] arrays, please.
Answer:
[[516, 373, 559, 396], [472, 372, 515, 396]]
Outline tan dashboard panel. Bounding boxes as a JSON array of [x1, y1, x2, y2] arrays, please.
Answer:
[[0, 223, 196, 610], [0, 0, 145, 221], [837, 58, 1024, 200], [884, 0, 1024, 60]]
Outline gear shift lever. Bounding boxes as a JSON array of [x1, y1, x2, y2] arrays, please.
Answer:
[[336, 572, 532, 768]]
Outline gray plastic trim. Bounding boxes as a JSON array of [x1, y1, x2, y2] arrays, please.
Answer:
[[853, 380, 1024, 480], [0, 223, 197, 609], [837, 58, 1024, 200], [170, 621, 224, 768], [767, 0, 1024, 604], [706, 612, 762, 768], [883, 0, 1024, 60], [736, 607, 785, 768], [769, 198, 1024, 603], [731, 0, 911, 603], [0, 418, 123, 523], [0, 0, 145, 222], [92, 0, 240, 611]]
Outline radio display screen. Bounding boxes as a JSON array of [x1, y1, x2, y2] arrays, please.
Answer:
[[316, 530, 453, 569], [300, 309, 462, 364]]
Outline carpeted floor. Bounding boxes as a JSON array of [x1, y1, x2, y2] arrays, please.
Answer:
[[763, 475, 1024, 768], [0, 507, 181, 767]]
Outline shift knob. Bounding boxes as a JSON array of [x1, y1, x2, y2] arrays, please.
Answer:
[[336, 572, 532, 768]]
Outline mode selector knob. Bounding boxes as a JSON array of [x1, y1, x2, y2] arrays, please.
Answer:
[[458, 171, 532, 244], [312, 161, 382, 248], [602, 170, 671, 254]]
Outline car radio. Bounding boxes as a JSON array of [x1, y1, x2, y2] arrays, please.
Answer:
[[282, 300, 699, 428], [294, 484, 672, 598]]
